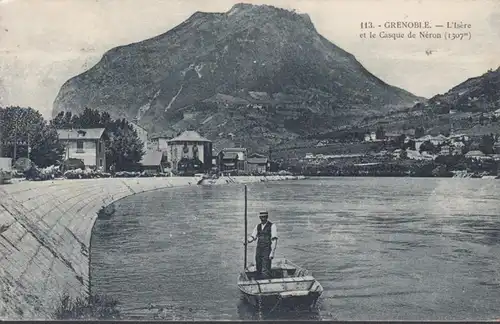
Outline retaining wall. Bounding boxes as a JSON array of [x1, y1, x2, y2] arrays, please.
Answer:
[[0, 175, 303, 319]]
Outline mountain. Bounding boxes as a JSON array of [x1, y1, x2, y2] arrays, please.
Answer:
[[53, 3, 420, 151], [356, 67, 500, 138], [425, 67, 500, 114]]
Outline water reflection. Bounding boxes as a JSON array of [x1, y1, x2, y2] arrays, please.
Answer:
[[236, 297, 322, 321]]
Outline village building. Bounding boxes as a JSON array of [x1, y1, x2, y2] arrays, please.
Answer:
[[149, 135, 170, 152], [57, 128, 107, 170], [218, 147, 248, 172], [415, 134, 447, 151], [364, 132, 377, 142], [385, 132, 404, 141], [439, 145, 451, 156], [391, 149, 403, 159], [166, 131, 213, 173], [139, 151, 165, 174], [247, 153, 269, 173], [465, 150, 487, 159], [494, 141, 500, 154]]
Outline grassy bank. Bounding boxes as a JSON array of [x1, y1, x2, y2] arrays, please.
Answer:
[[54, 293, 120, 320]]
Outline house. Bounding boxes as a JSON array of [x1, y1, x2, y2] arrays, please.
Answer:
[[57, 128, 107, 170], [139, 150, 164, 174], [465, 150, 487, 159], [385, 132, 403, 141], [392, 149, 403, 159], [364, 132, 377, 142], [450, 141, 465, 155], [247, 153, 269, 174], [494, 141, 500, 154], [439, 145, 451, 156], [149, 135, 170, 152], [166, 131, 213, 173], [415, 134, 447, 151], [218, 147, 248, 172]]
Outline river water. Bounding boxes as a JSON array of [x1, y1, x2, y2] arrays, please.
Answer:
[[90, 177, 500, 321]]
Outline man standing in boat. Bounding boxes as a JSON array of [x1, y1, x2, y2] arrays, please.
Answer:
[[246, 211, 278, 279]]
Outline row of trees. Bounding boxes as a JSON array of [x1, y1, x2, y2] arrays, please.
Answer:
[[0, 106, 64, 167], [0, 106, 145, 171]]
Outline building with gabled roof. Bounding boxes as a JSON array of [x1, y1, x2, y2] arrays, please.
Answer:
[[57, 128, 107, 170], [168, 131, 211, 143], [165, 130, 213, 173], [247, 153, 269, 173], [139, 150, 164, 173], [218, 147, 248, 173]]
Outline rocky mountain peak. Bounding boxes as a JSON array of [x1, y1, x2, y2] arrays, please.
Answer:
[[53, 4, 419, 151]]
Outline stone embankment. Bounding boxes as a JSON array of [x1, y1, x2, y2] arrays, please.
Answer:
[[0, 175, 303, 319]]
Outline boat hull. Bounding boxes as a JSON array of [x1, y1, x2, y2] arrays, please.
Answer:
[[237, 259, 323, 311], [240, 290, 321, 310]]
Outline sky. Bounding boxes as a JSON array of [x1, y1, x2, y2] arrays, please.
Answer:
[[0, 0, 499, 119]]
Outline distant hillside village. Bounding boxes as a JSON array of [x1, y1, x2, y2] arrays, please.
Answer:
[[291, 123, 500, 177]]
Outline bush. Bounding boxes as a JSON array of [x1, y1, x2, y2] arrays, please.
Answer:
[[25, 165, 63, 181], [61, 158, 86, 172], [64, 168, 111, 179], [54, 293, 120, 320]]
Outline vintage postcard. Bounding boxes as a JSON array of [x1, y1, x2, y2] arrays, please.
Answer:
[[0, 0, 499, 321]]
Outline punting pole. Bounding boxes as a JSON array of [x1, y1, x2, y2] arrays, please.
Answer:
[[244, 185, 248, 270]]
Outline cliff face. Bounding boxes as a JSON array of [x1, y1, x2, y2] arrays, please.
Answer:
[[53, 3, 419, 151]]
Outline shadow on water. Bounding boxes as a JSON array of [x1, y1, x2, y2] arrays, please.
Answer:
[[236, 297, 322, 321]]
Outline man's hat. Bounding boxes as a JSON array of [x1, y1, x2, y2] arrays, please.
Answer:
[[259, 211, 269, 217]]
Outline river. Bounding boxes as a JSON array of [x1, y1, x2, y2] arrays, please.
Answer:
[[90, 177, 500, 321]]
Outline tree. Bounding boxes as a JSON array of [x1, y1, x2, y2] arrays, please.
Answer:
[[0, 106, 64, 167], [419, 140, 438, 154], [395, 134, 406, 148], [400, 149, 408, 160], [375, 126, 385, 140], [479, 134, 495, 155], [405, 139, 416, 150], [479, 113, 487, 125], [53, 108, 145, 171], [106, 119, 145, 171], [415, 126, 425, 139]]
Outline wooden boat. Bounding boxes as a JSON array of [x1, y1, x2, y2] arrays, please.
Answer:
[[237, 185, 323, 310], [237, 258, 323, 310]]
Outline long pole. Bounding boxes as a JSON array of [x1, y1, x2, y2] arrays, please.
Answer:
[[13, 125, 17, 161], [244, 184, 248, 270], [0, 112, 3, 158]]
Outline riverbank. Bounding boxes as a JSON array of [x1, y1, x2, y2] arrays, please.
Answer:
[[283, 157, 499, 178], [0, 175, 303, 320]]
